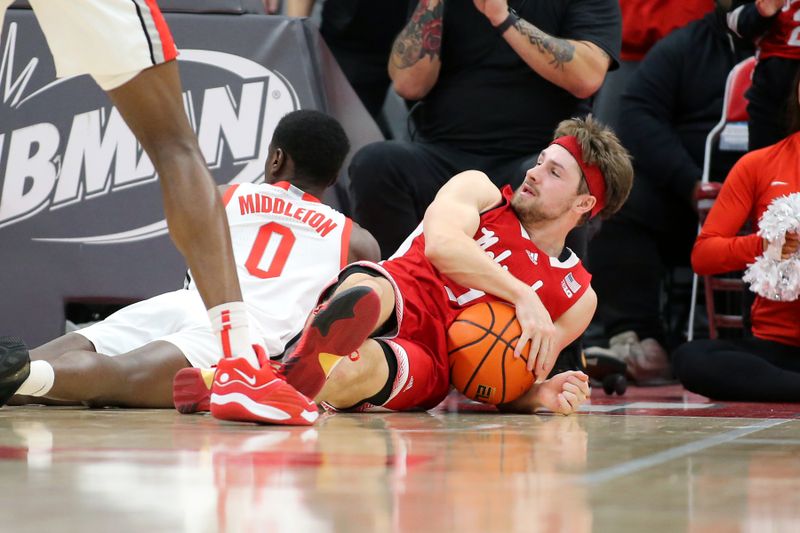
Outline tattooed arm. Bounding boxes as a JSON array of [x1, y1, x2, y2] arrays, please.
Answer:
[[389, 0, 444, 100], [475, 0, 612, 99]]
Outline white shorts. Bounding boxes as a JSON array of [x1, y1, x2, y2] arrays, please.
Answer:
[[76, 289, 268, 369], [1, 0, 177, 90]]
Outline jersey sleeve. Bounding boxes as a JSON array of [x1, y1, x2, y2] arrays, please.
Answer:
[[691, 153, 763, 275], [560, 0, 622, 68]]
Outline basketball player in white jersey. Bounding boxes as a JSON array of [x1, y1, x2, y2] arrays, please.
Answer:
[[1, 111, 379, 422], [0, 1, 268, 405]]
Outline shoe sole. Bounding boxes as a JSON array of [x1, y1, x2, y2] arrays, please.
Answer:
[[173, 368, 212, 414], [285, 286, 381, 397], [0, 336, 31, 407], [211, 391, 319, 426]]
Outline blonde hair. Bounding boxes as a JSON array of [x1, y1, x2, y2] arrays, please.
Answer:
[[554, 115, 633, 220]]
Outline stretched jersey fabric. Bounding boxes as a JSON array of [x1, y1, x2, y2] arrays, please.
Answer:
[[693, 132, 800, 346], [378, 185, 591, 401], [188, 181, 352, 355]]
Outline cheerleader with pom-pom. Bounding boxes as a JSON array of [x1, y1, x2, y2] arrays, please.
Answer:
[[672, 68, 800, 402]]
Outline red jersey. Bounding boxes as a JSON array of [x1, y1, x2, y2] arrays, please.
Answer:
[[620, 0, 715, 61], [693, 132, 800, 346], [757, 0, 800, 60], [382, 186, 592, 364]]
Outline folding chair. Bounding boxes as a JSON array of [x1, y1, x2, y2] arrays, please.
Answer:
[[686, 56, 756, 341]]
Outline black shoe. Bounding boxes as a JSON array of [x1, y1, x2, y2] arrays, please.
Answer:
[[0, 336, 30, 406], [548, 340, 587, 377]]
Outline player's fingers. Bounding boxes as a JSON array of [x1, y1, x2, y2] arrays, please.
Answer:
[[557, 392, 572, 415], [563, 381, 583, 399], [562, 390, 582, 412], [515, 332, 530, 359], [536, 336, 551, 380], [568, 375, 591, 397], [527, 332, 542, 372]]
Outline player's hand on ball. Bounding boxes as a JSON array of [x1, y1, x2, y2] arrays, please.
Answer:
[[513, 287, 557, 381], [535, 371, 590, 415]]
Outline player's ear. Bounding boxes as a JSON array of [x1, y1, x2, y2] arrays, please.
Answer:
[[575, 194, 596, 216], [271, 148, 286, 175]]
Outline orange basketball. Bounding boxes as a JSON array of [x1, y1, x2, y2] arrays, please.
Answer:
[[448, 301, 534, 405]]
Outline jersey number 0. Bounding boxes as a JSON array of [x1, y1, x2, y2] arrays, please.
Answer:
[[244, 222, 296, 279]]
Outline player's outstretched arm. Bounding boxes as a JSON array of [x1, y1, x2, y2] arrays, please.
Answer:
[[498, 370, 590, 415]]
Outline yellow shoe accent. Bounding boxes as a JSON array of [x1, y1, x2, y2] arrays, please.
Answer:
[[318, 352, 344, 377], [200, 368, 215, 389]]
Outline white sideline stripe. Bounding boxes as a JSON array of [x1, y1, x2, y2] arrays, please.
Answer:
[[211, 392, 293, 421], [624, 402, 714, 410], [582, 419, 789, 485]]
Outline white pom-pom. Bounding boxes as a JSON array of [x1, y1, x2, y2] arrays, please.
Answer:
[[743, 193, 800, 302]]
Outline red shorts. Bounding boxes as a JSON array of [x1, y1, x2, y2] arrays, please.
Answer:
[[319, 261, 452, 412]]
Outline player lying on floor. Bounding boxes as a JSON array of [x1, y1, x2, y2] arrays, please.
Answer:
[[199, 116, 634, 422], [0, 111, 379, 413]]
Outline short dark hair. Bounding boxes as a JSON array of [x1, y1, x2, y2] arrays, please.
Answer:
[[270, 110, 350, 185]]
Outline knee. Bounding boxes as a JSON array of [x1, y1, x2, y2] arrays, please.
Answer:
[[55, 350, 102, 375], [672, 342, 710, 390], [348, 141, 408, 196]]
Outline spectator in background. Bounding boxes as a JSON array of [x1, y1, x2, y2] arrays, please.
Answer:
[[726, 0, 800, 150], [348, 0, 621, 259], [673, 69, 800, 402], [285, 0, 412, 138], [586, 1, 753, 384], [593, 0, 716, 130]]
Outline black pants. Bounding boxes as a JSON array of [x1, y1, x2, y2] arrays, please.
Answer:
[[588, 212, 696, 344], [673, 336, 800, 402], [348, 140, 537, 258], [747, 58, 799, 151]]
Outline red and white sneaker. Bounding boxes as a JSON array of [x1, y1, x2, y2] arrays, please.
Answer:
[[210, 356, 319, 426], [281, 285, 381, 399], [173, 367, 216, 414]]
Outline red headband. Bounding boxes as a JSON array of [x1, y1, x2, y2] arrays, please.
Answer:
[[549, 135, 606, 218]]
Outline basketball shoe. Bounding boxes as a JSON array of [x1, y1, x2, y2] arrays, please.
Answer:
[[173, 367, 216, 414], [210, 345, 319, 425], [0, 337, 30, 407], [281, 286, 381, 399]]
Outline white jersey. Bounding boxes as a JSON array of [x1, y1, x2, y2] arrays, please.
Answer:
[[188, 181, 352, 355]]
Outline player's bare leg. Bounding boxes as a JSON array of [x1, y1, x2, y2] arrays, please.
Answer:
[[281, 274, 395, 398], [14, 340, 190, 408], [316, 339, 389, 408], [106, 61, 258, 365]]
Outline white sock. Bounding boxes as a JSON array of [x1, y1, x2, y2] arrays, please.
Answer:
[[16, 360, 55, 397], [208, 301, 259, 367]]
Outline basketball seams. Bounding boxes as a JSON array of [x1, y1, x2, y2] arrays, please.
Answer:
[[461, 310, 518, 400]]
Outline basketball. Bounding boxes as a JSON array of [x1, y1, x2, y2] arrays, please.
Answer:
[[447, 301, 534, 405]]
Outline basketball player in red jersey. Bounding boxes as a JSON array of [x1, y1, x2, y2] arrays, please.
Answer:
[[0, 2, 317, 416], [211, 116, 634, 421]]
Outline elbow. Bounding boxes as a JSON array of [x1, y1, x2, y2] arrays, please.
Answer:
[[690, 247, 714, 276], [424, 233, 450, 268], [391, 78, 432, 101], [569, 76, 604, 99]]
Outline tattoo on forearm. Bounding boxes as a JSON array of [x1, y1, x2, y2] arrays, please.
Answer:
[[514, 19, 575, 70], [391, 0, 443, 69]]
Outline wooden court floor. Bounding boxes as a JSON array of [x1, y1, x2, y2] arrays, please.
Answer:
[[1, 386, 799, 533]]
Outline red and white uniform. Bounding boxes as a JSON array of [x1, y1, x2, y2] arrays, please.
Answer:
[[0, 0, 177, 90], [79, 182, 352, 367], [756, 0, 800, 60], [351, 186, 591, 411]]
